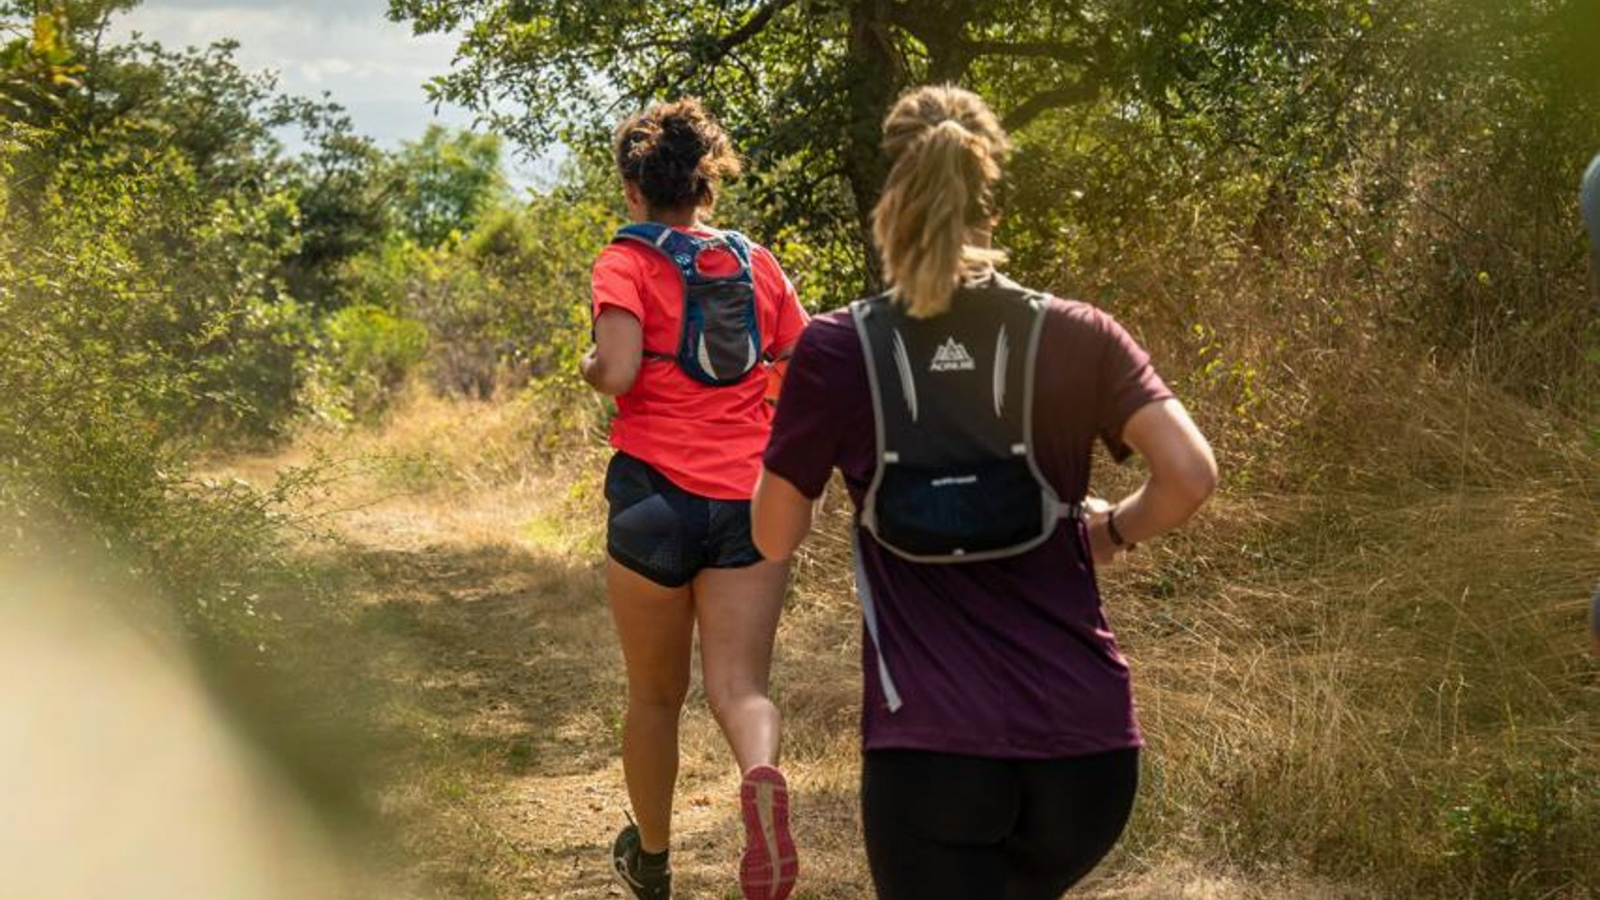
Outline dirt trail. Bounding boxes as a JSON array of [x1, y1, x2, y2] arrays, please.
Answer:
[[222, 432, 870, 899], [222, 410, 1369, 900]]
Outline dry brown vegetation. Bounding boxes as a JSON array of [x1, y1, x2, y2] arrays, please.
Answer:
[[215, 344, 1600, 900]]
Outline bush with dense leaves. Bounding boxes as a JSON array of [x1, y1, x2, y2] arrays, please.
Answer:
[[306, 303, 430, 422], [335, 183, 610, 401], [0, 122, 311, 647]]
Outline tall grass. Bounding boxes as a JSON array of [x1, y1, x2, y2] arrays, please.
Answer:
[[1006, 193, 1600, 894]]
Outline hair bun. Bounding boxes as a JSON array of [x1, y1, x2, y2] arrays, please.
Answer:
[[660, 114, 709, 156], [613, 98, 742, 213]]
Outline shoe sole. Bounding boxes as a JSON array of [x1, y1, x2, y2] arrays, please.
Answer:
[[613, 858, 663, 900], [612, 853, 642, 900], [612, 862, 637, 900], [611, 830, 660, 900], [739, 765, 798, 900]]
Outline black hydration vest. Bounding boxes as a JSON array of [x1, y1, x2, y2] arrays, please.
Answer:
[[612, 223, 762, 386], [850, 275, 1083, 563]]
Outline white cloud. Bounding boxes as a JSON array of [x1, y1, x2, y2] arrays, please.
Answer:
[[110, 0, 472, 147], [106, 1, 565, 188]]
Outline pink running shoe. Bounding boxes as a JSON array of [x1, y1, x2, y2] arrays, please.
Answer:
[[739, 765, 798, 900]]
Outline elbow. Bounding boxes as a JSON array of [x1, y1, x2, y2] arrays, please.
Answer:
[[751, 516, 796, 563], [1156, 451, 1219, 517], [588, 363, 638, 397], [1178, 453, 1220, 511], [596, 375, 635, 397]]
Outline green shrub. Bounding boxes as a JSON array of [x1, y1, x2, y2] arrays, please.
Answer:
[[1440, 759, 1600, 899], [335, 189, 606, 403], [318, 303, 429, 420], [0, 124, 313, 647]]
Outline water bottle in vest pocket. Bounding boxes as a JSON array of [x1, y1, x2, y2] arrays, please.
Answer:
[[613, 223, 762, 386]]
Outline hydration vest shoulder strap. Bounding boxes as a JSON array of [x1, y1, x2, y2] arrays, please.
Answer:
[[716, 230, 755, 271], [849, 295, 895, 462], [613, 222, 696, 284], [613, 221, 676, 250], [612, 223, 754, 283], [852, 528, 904, 713]]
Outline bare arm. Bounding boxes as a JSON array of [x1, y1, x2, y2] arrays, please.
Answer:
[[751, 467, 815, 561], [581, 308, 644, 396], [1087, 398, 1218, 564]]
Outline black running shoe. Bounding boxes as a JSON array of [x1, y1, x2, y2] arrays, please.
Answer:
[[611, 823, 671, 900]]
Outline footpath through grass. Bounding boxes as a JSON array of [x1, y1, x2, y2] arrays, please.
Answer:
[[227, 391, 1598, 900]]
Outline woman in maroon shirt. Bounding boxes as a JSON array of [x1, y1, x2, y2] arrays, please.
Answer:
[[751, 85, 1218, 899]]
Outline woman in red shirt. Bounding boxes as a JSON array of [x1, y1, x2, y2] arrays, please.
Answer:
[[582, 99, 807, 900]]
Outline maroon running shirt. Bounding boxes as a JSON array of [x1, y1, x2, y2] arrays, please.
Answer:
[[764, 291, 1173, 759]]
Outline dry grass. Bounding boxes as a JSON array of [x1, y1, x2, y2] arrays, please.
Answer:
[[1092, 319, 1600, 897], [214, 346, 1600, 899]]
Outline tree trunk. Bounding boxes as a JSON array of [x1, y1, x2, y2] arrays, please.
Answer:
[[841, 0, 904, 293]]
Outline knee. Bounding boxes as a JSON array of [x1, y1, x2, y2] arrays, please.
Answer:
[[628, 679, 690, 714], [704, 678, 768, 725]]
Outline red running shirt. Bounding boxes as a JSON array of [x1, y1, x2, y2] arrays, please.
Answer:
[[591, 226, 808, 500]]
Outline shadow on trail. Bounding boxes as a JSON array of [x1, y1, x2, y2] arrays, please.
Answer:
[[338, 540, 624, 781], [307, 532, 881, 898]]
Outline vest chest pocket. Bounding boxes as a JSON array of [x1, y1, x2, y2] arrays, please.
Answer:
[[682, 279, 760, 385], [870, 459, 1048, 558]]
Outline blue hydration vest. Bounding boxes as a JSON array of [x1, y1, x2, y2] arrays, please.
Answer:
[[612, 223, 762, 387]]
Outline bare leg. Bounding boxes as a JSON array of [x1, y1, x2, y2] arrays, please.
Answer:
[[693, 559, 789, 773], [608, 560, 694, 854]]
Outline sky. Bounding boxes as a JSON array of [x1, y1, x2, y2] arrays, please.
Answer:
[[109, 0, 552, 186]]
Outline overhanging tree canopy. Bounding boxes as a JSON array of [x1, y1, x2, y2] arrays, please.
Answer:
[[387, 0, 1167, 287], [389, 0, 1600, 307]]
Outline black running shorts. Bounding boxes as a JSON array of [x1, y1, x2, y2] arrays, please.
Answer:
[[604, 451, 763, 588]]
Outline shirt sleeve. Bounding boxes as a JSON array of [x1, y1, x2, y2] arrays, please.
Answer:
[[762, 320, 843, 499], [756, 245, 809, 355], [1094, 308, 1174, 462], [591, 245, 646, 323]]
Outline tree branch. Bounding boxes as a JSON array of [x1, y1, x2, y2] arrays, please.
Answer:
[[884, 1, 938, 45], [965, 39, 1095, 65], [648, 0, 801, 98], [714, 0, 801, 57], [1001, 81, 1100, 131], [884, 5, 1103, 83]]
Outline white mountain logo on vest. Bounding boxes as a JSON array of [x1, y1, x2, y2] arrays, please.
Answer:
[[930, 337, 976, 372]]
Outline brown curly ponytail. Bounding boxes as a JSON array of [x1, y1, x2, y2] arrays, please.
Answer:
[[614, 98, 743, 214], [872, 85, 1010, 318]]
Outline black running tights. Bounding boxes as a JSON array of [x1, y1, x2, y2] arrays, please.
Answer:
[[861, 747, 1139, 900]]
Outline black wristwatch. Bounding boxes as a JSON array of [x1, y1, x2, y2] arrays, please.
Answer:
[[1107, 505, 1136, 551]]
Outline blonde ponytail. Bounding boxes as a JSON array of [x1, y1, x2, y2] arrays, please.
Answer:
[[872, 85, 1010, 318]]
